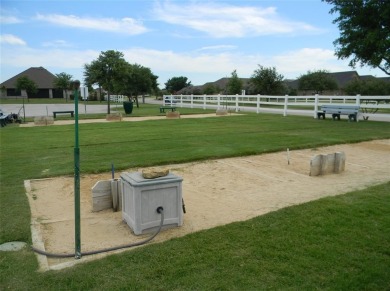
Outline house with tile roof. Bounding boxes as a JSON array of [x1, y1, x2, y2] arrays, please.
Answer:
[[0, 67, 64, 98]]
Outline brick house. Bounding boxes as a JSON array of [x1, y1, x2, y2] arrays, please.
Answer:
[[0, 67, 64, 98]]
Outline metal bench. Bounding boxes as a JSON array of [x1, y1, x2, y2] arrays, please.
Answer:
[[317, 105, 360, 122], [160, 107, 176, 113], [53, 111, 74, 118]]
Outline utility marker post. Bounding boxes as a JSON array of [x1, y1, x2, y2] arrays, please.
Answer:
[[73, 80, 81, 259]]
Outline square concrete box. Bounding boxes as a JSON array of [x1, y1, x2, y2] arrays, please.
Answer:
[[120, 172, 183, 235]]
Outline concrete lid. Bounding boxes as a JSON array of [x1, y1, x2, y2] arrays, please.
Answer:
[[0, 241, 27, 251]]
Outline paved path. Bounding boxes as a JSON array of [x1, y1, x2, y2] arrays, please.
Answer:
[[1, 103, 111, 117], [1, 98, 389, 122]]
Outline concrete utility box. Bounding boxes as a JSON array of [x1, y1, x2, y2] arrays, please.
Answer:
[[120, 172, 183, 235]]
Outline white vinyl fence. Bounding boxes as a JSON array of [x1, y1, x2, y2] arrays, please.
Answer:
[[163, 94, 390, 118], [104, 95, 126, 103]]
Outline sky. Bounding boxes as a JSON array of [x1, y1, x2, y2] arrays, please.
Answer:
[[0, 0, 387, 88]]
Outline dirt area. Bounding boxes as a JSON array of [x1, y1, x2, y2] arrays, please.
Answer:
[[19, 113, 239, 127], [26, 139, 390, 271]]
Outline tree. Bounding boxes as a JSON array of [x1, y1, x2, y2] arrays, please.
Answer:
[[250, 65, 285, 95], [344, 78, 390, 96], [83, 50, 127, 114], [15, 76, 37, 99], [322, 0, 390, 75], [165, 76, 191, 93], [115, 63, 159, 108], [53, 72, 73, 102], [297, 70, 338, 94], [203, 84, 218, 95], [226, 70, 243, 94], [343, 77, 390, 120]]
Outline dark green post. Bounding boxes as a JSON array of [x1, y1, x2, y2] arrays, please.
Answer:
[[73, 80, 81, 259]]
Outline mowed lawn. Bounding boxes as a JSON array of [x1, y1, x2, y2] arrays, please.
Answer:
[[1, 112, 389, 290]]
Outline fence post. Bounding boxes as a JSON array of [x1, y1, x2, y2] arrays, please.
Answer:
[[356, 94, 360, 105], [191, 94, 193, 108], [314, 94, 319, 118], [218, 94, 221, 108], [236, 94, 239, 112], [356, 94, 361, 122], [257, 94, 260, 113], [283, 95, 288, 117]]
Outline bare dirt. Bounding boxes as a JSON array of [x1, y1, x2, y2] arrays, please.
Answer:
[[26, 138, 390, 271]]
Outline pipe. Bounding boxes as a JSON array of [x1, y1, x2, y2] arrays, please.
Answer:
[[31, 207, 164, 258]]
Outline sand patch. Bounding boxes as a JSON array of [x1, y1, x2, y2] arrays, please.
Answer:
[[26, 139, 390, 271]]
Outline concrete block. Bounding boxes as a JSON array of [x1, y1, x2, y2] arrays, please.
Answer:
[[111, 179, 122, 212], [216, 109, 228, 115], [91, 180, 112, 212], [334, 152, 346, 173], [310, 152, 346, 176], [166, 111, 180, 119], [34, 116, 54, 126], [106, 113, 122, 121], [321, 153, 335, 175], [309, 154, 322, 176]]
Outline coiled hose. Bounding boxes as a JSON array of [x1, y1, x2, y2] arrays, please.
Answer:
[[31, 207, 164, 258]]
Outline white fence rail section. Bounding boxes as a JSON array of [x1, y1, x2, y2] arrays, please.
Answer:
[[163, 94, 390, 118], [104, 95, 126, 103]]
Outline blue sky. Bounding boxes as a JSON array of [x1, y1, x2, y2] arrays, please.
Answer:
[[0, 0, 387, 88]]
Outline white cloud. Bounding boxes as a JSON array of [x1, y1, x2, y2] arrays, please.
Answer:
[[0, 34, 26, 45], [35, 13, 149, 35], [0, 15, 22, 24], [197, 45, 237, 51], [272, 48, 349, 78], [153, 1, 321, 38], [0, 45, 383, 87], [42, 40, 73, 48], [0, 46, 98, 69]]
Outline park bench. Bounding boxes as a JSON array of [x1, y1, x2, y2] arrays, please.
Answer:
[[317, 105, 360, 122], [160, 107, 177, 113], [53, 111, 74, 118]]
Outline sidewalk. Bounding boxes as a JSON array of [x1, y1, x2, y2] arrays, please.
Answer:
[[0, 103, 112, 118], [1, 98, 389, 122]]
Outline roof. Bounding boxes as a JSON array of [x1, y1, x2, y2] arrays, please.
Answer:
[[329, 71, 360, 87], [0, 67, 57, 89]]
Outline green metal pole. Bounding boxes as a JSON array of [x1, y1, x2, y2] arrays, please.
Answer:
[[73, 81, 81, 259]]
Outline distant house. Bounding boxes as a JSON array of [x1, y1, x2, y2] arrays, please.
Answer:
[[177, 71, 389, 96], [0, 67, 63, 98], [285, 71, 362, 95]]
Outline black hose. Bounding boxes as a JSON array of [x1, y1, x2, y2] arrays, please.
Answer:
[[31, 208, 164, 258]]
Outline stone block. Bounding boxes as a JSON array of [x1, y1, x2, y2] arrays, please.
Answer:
[[142, 167, 170, 179]]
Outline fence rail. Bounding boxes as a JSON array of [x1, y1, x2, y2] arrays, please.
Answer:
[[163, 94, 390, 118]]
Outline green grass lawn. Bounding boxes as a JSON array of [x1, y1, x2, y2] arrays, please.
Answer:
[[1, 112, 389, 290]]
